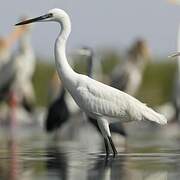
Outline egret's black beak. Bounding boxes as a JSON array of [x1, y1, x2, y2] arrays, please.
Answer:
[[15, 13, 53, 26]]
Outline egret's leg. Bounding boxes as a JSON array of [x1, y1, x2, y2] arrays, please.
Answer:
[[97, 118, 112, 157], [108, 136, 118, 157], [104, 137, 110, 156]]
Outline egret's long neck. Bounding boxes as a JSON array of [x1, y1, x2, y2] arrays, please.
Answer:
[[55, 17, 77, 89]]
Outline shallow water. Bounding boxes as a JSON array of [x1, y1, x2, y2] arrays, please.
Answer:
[[0, 122, 180, 180]]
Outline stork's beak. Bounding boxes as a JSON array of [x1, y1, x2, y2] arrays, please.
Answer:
[[168, 52, 180, 58], [75, 49, 91, 56], [15, 13, 53, 26]]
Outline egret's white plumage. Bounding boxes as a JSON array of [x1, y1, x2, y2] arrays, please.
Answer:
[[15, 8, 167, 156], [74, 75, 166, 125]]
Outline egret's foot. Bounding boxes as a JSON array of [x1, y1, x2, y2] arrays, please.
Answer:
[[104, 138, 110, 157], [108, 136, 118, 158]]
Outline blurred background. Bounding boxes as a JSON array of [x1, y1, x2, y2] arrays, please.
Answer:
[[0, 0, 180, 180], [0, 0, 179, 106]]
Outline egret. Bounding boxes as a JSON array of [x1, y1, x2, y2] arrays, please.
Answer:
[[110, 39, 150, 96], [15, 8, 167, 157], [45, 47, 127, 151]]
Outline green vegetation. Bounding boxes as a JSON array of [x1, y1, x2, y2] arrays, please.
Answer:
[[33, 57, 177, 107], [33, 60, 55, 106], [137, 61, 176, 106]]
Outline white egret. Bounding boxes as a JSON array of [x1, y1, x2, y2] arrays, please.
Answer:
[[45, 47, 127, 150], [15, 8, 167, 157], [110, 39, 150, 96]]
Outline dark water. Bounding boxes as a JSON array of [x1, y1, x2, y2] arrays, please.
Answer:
[[0, 122, 180, 180]]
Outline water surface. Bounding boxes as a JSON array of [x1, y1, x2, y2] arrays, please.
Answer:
[[0, 122, 180, 180]]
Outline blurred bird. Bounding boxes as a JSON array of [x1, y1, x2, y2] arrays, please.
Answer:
[[0, 25, 27, 101], [16, 9, 167, 157], [171, 25, 180, 123], [45, 87, 71, 132], [168, 0, 180, 123], [110, 39, 150, 96], [168, 0, 180, 4], [11, 17, 36, 113]]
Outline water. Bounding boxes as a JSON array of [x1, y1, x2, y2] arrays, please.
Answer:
[[0, 122, 180, 180]]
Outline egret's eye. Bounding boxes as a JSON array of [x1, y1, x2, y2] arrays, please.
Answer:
[[48, 13, 53, 18]]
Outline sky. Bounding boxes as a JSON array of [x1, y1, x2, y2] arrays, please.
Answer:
[[1, 0, 180, 59]]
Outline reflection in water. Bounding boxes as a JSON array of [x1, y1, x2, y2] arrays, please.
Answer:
[[47, 145, 126, 180], [8, 138, 19, 180], [45, 144, 169, 180], [88, 155, 128, 180], [46, 144, 68, 180], [2, 126, 180, 179]]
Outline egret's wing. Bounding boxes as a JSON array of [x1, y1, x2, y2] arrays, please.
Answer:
[[77, 76, 167, 124]]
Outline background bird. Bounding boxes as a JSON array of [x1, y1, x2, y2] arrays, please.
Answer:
[[171, 25, 180, 123], [0, 25, 27, 101], [11, 17, 36, 113], [110, 39, 150, 96]]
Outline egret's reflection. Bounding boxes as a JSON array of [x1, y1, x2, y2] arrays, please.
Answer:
[[88, 155, 128, 180], [45, 142, 129, 180]]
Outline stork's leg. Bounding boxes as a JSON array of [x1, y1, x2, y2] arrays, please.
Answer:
[[108, 136, 117, 157]]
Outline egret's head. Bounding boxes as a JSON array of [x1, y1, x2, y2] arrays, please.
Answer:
[[15, 8, 69, 26]]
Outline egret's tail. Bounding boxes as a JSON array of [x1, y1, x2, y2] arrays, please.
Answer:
[[142, 107, 167, 125]]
